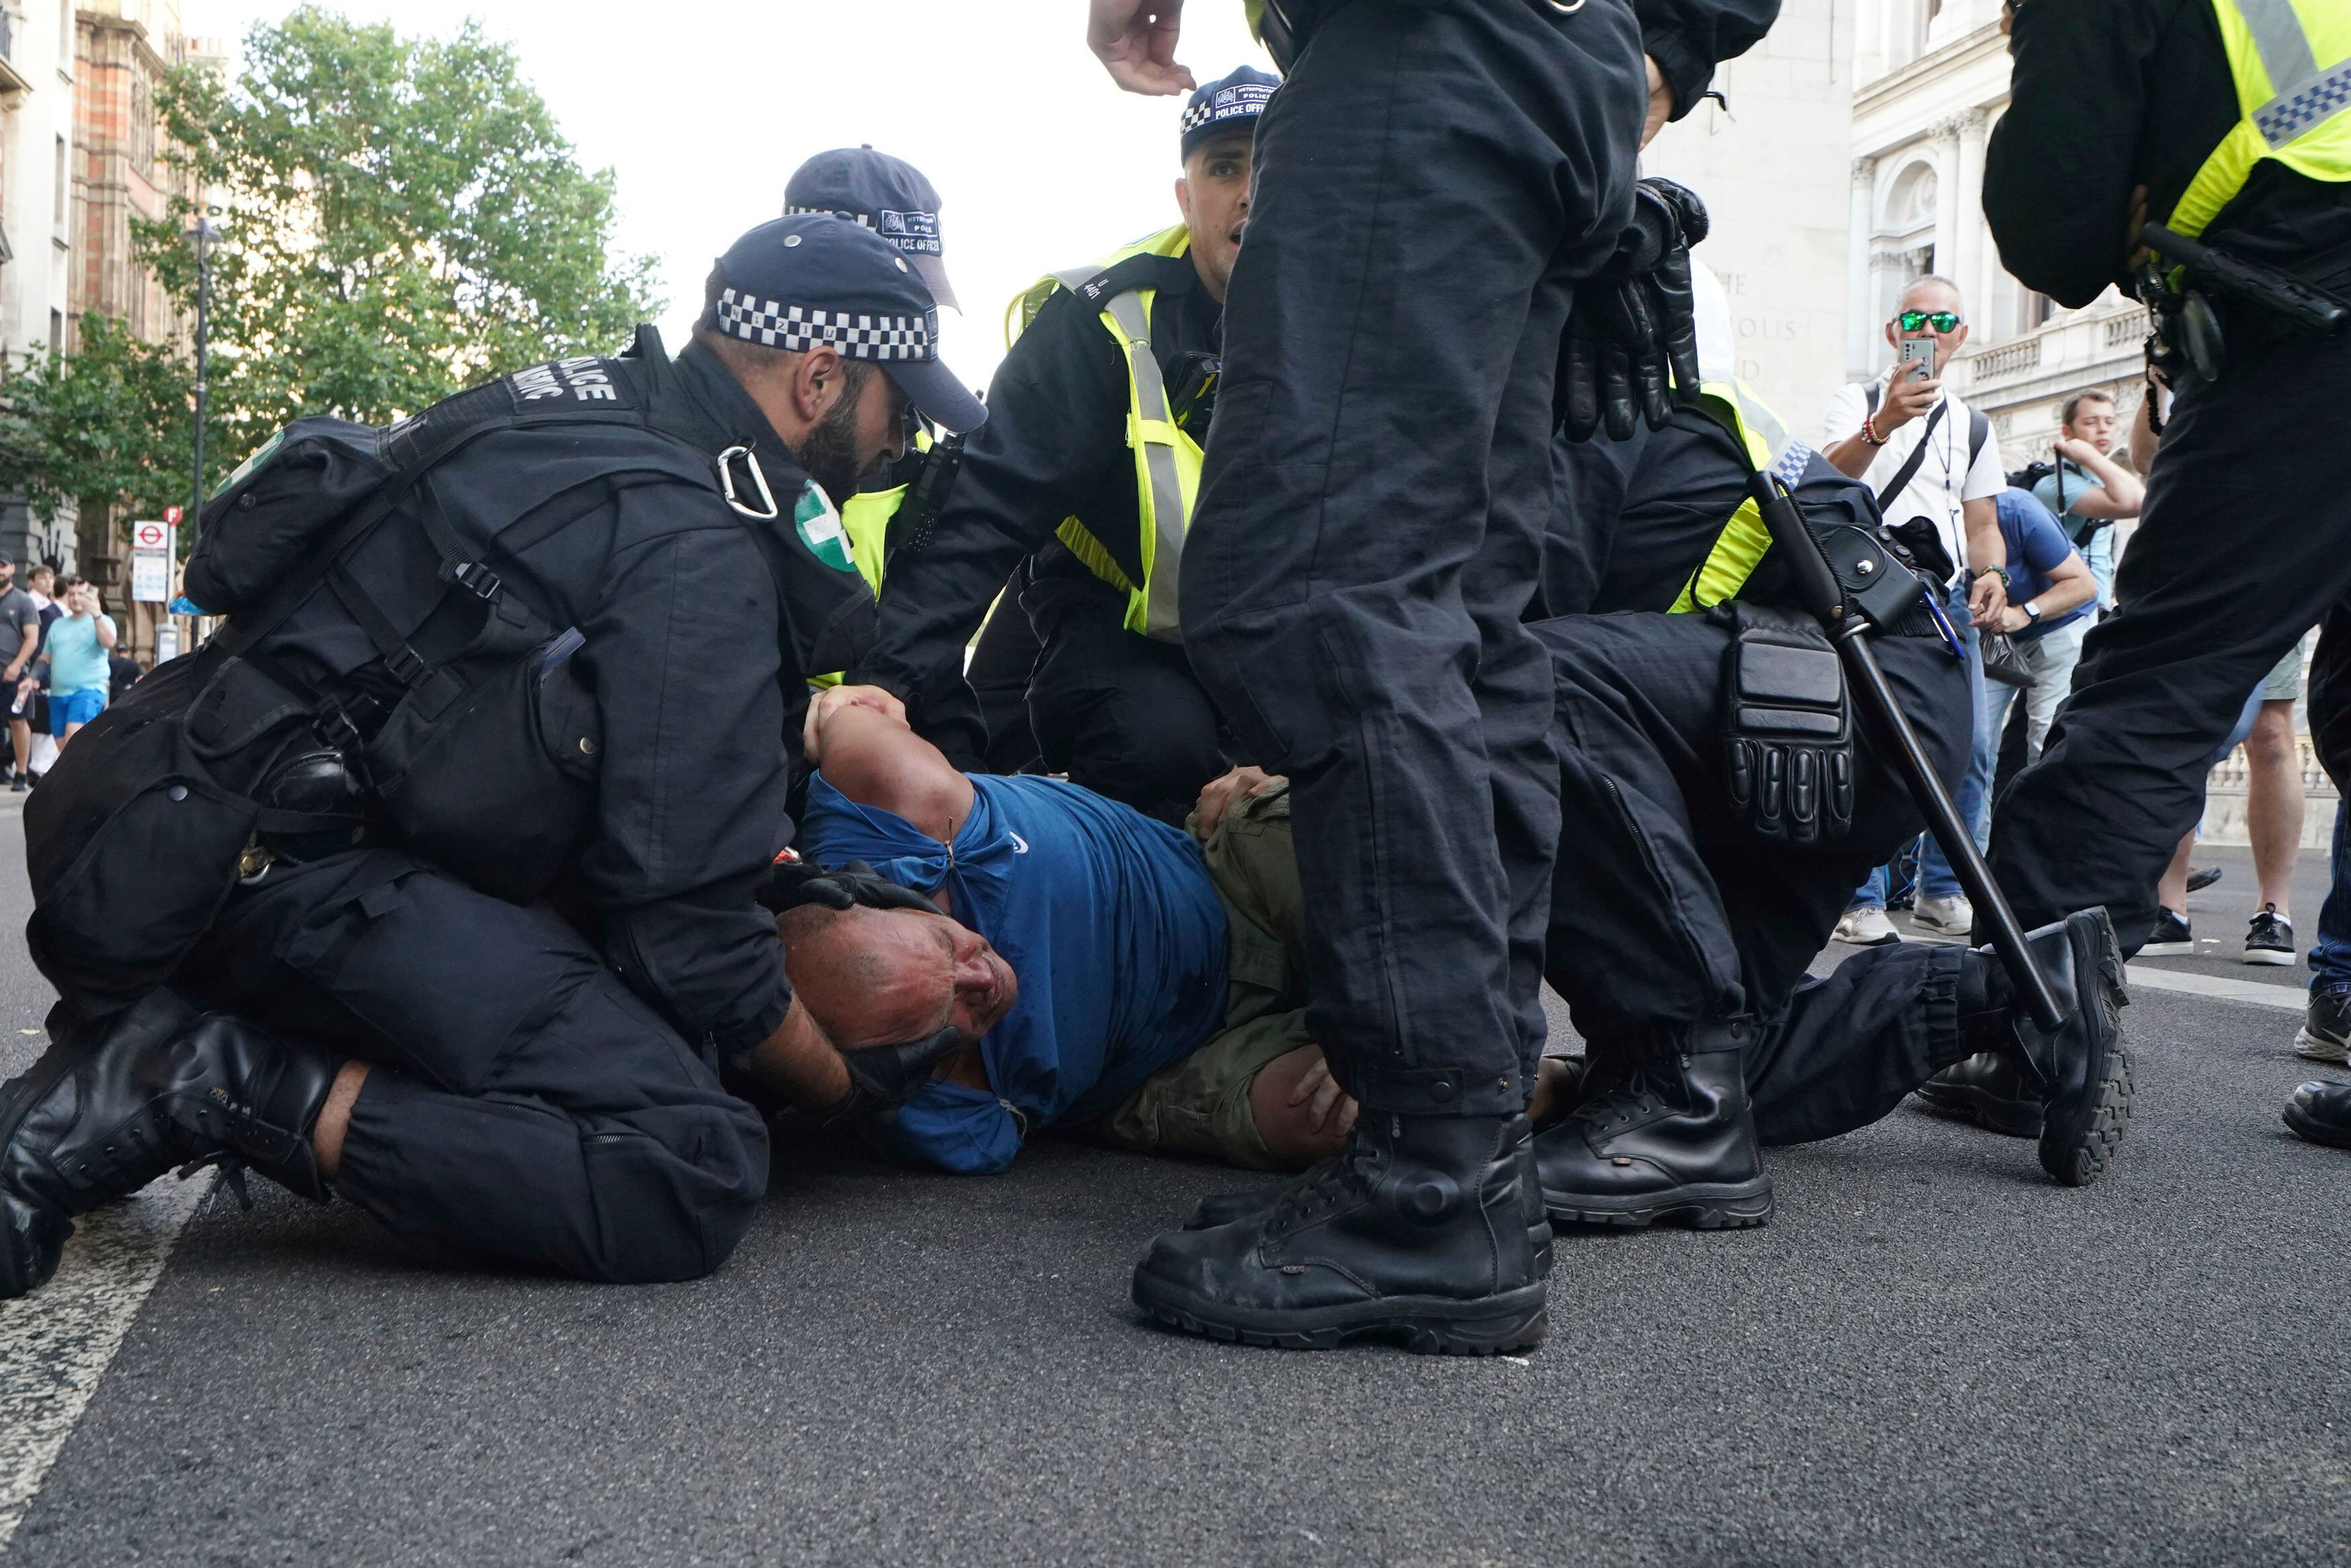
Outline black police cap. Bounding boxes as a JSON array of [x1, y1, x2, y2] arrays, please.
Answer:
[[696, 212, 985, 435]]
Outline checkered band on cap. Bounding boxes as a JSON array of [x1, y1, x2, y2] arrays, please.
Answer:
[[713, 288, 935, 360], [786, 203, 875, 230]]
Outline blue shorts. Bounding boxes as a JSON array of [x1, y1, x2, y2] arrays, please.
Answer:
[[49, 688, 105, 734]]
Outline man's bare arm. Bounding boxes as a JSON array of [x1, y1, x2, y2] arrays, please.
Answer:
[[2053, 438, 2145, 519], [806, 685, 975, 843]]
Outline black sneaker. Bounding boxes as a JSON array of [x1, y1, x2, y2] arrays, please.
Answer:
[[2296, 988, 2351, 1063], [2244, 905, 2295, 967], [1132, 1112, 1548, 1355], [2139, 908, 2194, 956], [2186, 865, 2224, 894], [2284, 1080, 2351, 1149]]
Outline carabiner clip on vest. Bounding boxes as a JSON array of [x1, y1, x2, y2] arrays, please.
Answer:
[[716, 445, 779, 520]]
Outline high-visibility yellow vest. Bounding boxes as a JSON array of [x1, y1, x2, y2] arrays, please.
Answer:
[[1011, 223, 1205, 642], [2169, 0, 2351, 239], [838, 429, 933, 600], [1667, 380, 1796, 613]]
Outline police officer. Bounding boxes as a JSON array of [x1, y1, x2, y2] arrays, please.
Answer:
[[849, 66, 1277, 823], [0, 214, 986, 1298], [1979, 0, 2351, 1144], [1092, 1, 1777, 1354], [1526, 269, 2131, 1217]]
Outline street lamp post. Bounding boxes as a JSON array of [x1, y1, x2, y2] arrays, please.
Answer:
[[186, 212, 220, 550]]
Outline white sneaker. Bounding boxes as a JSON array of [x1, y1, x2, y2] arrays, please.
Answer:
[[1835, 907, 1901, 947], [1911, 895, 1974, 943]]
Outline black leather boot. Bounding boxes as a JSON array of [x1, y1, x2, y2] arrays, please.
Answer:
[[1, 991, 339, 1299], [1961, 909, 2132, 1186], [1131, 1112, 1548, 1354], [1180, 1115, 1555, 1276], [1533, 1019, 1771, 1229], [2284, 1079, 2351, 1149], [1914, 1052, 2045, 1138]]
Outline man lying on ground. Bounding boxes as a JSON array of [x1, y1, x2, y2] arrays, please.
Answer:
[[755, 686, 1567, 1172]]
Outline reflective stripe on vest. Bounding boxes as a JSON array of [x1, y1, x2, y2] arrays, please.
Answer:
[[1022, 223, 1205, 643], [1668, 381, 1794, 614], [2170, 0, 2351, 238]]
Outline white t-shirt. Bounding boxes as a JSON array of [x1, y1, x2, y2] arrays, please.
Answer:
[[1823, 372, 2006, 583]]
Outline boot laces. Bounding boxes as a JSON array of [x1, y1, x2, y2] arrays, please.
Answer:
[[1267, 1135, 1384, 1232], [174, 1152, 255, 1212]]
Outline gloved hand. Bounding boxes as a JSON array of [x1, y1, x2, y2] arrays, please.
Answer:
[[817, 1026, 966, 1128], [1720, 606, 1854, 847], [1559, 178, 1711, 441], [759, 856, 941, 917]]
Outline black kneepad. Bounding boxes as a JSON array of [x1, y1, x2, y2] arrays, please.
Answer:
[[1719, 605, 1854, 846]]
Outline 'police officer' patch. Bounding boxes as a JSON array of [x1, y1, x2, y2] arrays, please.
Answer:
[[794, 481, 859, 573]]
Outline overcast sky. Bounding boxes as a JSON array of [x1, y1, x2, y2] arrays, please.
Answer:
[[186, 1, 1272, 392]]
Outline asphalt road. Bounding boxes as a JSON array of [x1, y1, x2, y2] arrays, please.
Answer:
[[2, 809, 2347, 1567]]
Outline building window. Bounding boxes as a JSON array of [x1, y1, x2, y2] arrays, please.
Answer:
[[51, 132, 63, 229], [49, 307, 61, 355]]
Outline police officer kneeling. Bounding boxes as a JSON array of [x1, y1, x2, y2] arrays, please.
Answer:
[[0, 214, 985, 1297], [1530, 334, 2132, 1223]]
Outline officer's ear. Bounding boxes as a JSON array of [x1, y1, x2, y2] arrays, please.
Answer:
[[1174, 173, 1194, 230], [794, 344, 850, 424]]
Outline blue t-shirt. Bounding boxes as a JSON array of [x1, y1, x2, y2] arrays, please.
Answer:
[[799, 772, 1229, 1174], [1993, 490, 2090, 640], [44, 613, 114, 694], [2029, 462, 2117, 609]]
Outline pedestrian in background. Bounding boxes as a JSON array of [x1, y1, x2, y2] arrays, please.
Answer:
[[0, 555, 42, 792], [38, 576, 115, 754], [1981, 487, 2097, 766], [1823, 276, 2009, 946], [20, 563, 61, 781], [2030, 389, 2143, 613], [2236, 631, 2310, 965]]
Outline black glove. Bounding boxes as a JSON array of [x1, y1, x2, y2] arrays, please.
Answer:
[[816, 1025, 965, 1129], [1559, 178, 1711, 442], [759, 857, 940, 917], [1719, 606, 1854, 846]]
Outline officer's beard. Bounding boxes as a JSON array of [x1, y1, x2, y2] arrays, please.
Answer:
[[797, 362, 875, 506]]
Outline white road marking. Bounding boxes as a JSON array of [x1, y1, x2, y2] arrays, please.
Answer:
[[2124, 964, 2307, 1013], [0, 1176, 212, 1551]]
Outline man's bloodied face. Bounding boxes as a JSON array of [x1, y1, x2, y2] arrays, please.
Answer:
[[782, 904, 1018, 1051]]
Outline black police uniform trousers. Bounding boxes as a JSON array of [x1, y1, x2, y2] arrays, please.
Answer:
[[1023, 570, 1229, 825], [1180, 0, 1646, 1117], [1538, 612, 1983, 1144], [1992, 321, 2351, 953], [179, 849, 770, 1284]]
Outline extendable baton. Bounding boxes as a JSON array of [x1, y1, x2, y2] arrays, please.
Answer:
[[1748, 473, 2069, 1033]]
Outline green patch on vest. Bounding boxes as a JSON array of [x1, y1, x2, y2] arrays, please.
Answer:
[[216, 429, 285, 497], [794, 481, 859, 574]]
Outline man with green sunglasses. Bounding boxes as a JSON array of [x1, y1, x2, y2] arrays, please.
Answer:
[[1822, 275, 2011, 950]]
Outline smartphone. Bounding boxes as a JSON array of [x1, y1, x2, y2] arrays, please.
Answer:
[[1899, 336, 1937, 383]]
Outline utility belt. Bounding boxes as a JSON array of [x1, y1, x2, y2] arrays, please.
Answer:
[[2137, 223, 2351, 387]]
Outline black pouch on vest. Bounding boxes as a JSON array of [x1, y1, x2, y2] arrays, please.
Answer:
[[1717, 604, 1854, 846], [22, 650, 353, 1017], [362, 620, 601, 906]]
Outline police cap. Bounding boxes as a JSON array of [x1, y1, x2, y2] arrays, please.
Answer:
[[786, 145, 959, 311], [1180, 66, 1278, 160], [697, 212, 986, 435]]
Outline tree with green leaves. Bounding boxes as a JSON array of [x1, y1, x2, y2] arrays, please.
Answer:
[[0, 5, 660, 535]]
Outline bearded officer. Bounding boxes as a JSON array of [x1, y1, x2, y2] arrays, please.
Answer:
[[849, 66, 1277, 822], [1089, 0, 1780, 1354], [0, 214, 986, 1297]]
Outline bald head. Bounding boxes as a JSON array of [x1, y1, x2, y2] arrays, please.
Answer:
[[780, 904, 958, 1049], [1897, 274, 1963, 317]]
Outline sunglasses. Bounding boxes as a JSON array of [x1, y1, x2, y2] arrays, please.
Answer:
[[1897, 310, 1962, 332]]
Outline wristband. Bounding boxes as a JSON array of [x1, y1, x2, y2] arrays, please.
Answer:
[[1858, 414, 1886, 447], [1973, 566, 2012, 591]]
